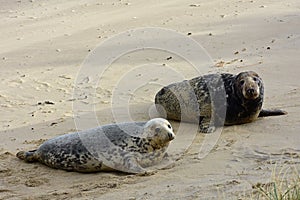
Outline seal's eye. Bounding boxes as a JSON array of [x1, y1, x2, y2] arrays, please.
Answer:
[[253, 77, 257, 82], [240, 80, 245, 85], [155, 127, 161, 133], [167, 124, 172, 129]]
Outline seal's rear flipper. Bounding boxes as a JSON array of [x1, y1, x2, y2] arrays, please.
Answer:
[[16, 150, 38, 162], [258, 109, 287, 117]]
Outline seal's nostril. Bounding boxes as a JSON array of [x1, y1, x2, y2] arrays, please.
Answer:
[[168, 132, 175, 140], [247, 88, 254, 95]]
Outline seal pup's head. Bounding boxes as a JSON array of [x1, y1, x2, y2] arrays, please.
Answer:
[[143, 118, 175, 149], [234, 71, 263, 101]]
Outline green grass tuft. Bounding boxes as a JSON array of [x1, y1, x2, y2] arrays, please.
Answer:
[[252, 166, 300, 200]]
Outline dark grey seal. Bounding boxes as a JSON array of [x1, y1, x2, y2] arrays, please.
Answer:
[[155, 71, 286, 133]]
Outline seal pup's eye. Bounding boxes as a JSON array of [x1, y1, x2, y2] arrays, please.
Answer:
[[240, 80, 245, 85], [253, 77, 259, 82], [167, 124, 172, 129], [155, 127, 161, 133]]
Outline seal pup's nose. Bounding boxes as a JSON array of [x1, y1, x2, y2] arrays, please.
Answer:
[[168, 132, 175, 140]]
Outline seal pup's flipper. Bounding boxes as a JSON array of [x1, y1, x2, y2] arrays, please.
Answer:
[[16, 150, 38, 162]]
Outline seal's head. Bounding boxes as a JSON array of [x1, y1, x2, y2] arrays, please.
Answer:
[[235, 71, 263, 100], [144, 118, 175, 149]]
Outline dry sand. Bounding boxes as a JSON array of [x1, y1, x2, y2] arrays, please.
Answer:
[[0, 0, 299, 199]]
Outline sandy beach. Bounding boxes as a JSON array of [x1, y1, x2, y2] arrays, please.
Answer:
[[0, 0, 299, 199]]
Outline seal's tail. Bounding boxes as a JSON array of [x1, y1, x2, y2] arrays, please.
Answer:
[[16, 150, 38, 162], [259, 109, 287, 117]]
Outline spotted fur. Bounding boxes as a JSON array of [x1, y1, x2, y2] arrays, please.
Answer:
[[16, 118, 175, 173]]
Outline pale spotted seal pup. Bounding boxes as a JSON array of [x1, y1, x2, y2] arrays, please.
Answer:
[[16, 118, 175, 174], [155, 71, 287, 133]]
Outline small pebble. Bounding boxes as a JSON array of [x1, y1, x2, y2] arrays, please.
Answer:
[[189, 4, 200, 7], [44, 101, 55, 105]]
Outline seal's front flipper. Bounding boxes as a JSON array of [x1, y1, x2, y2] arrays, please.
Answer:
[[124, 156, 147, 174], [258, 109, 287, 117], [16, 150, 38, 162], [198, 116, 216, 133]]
